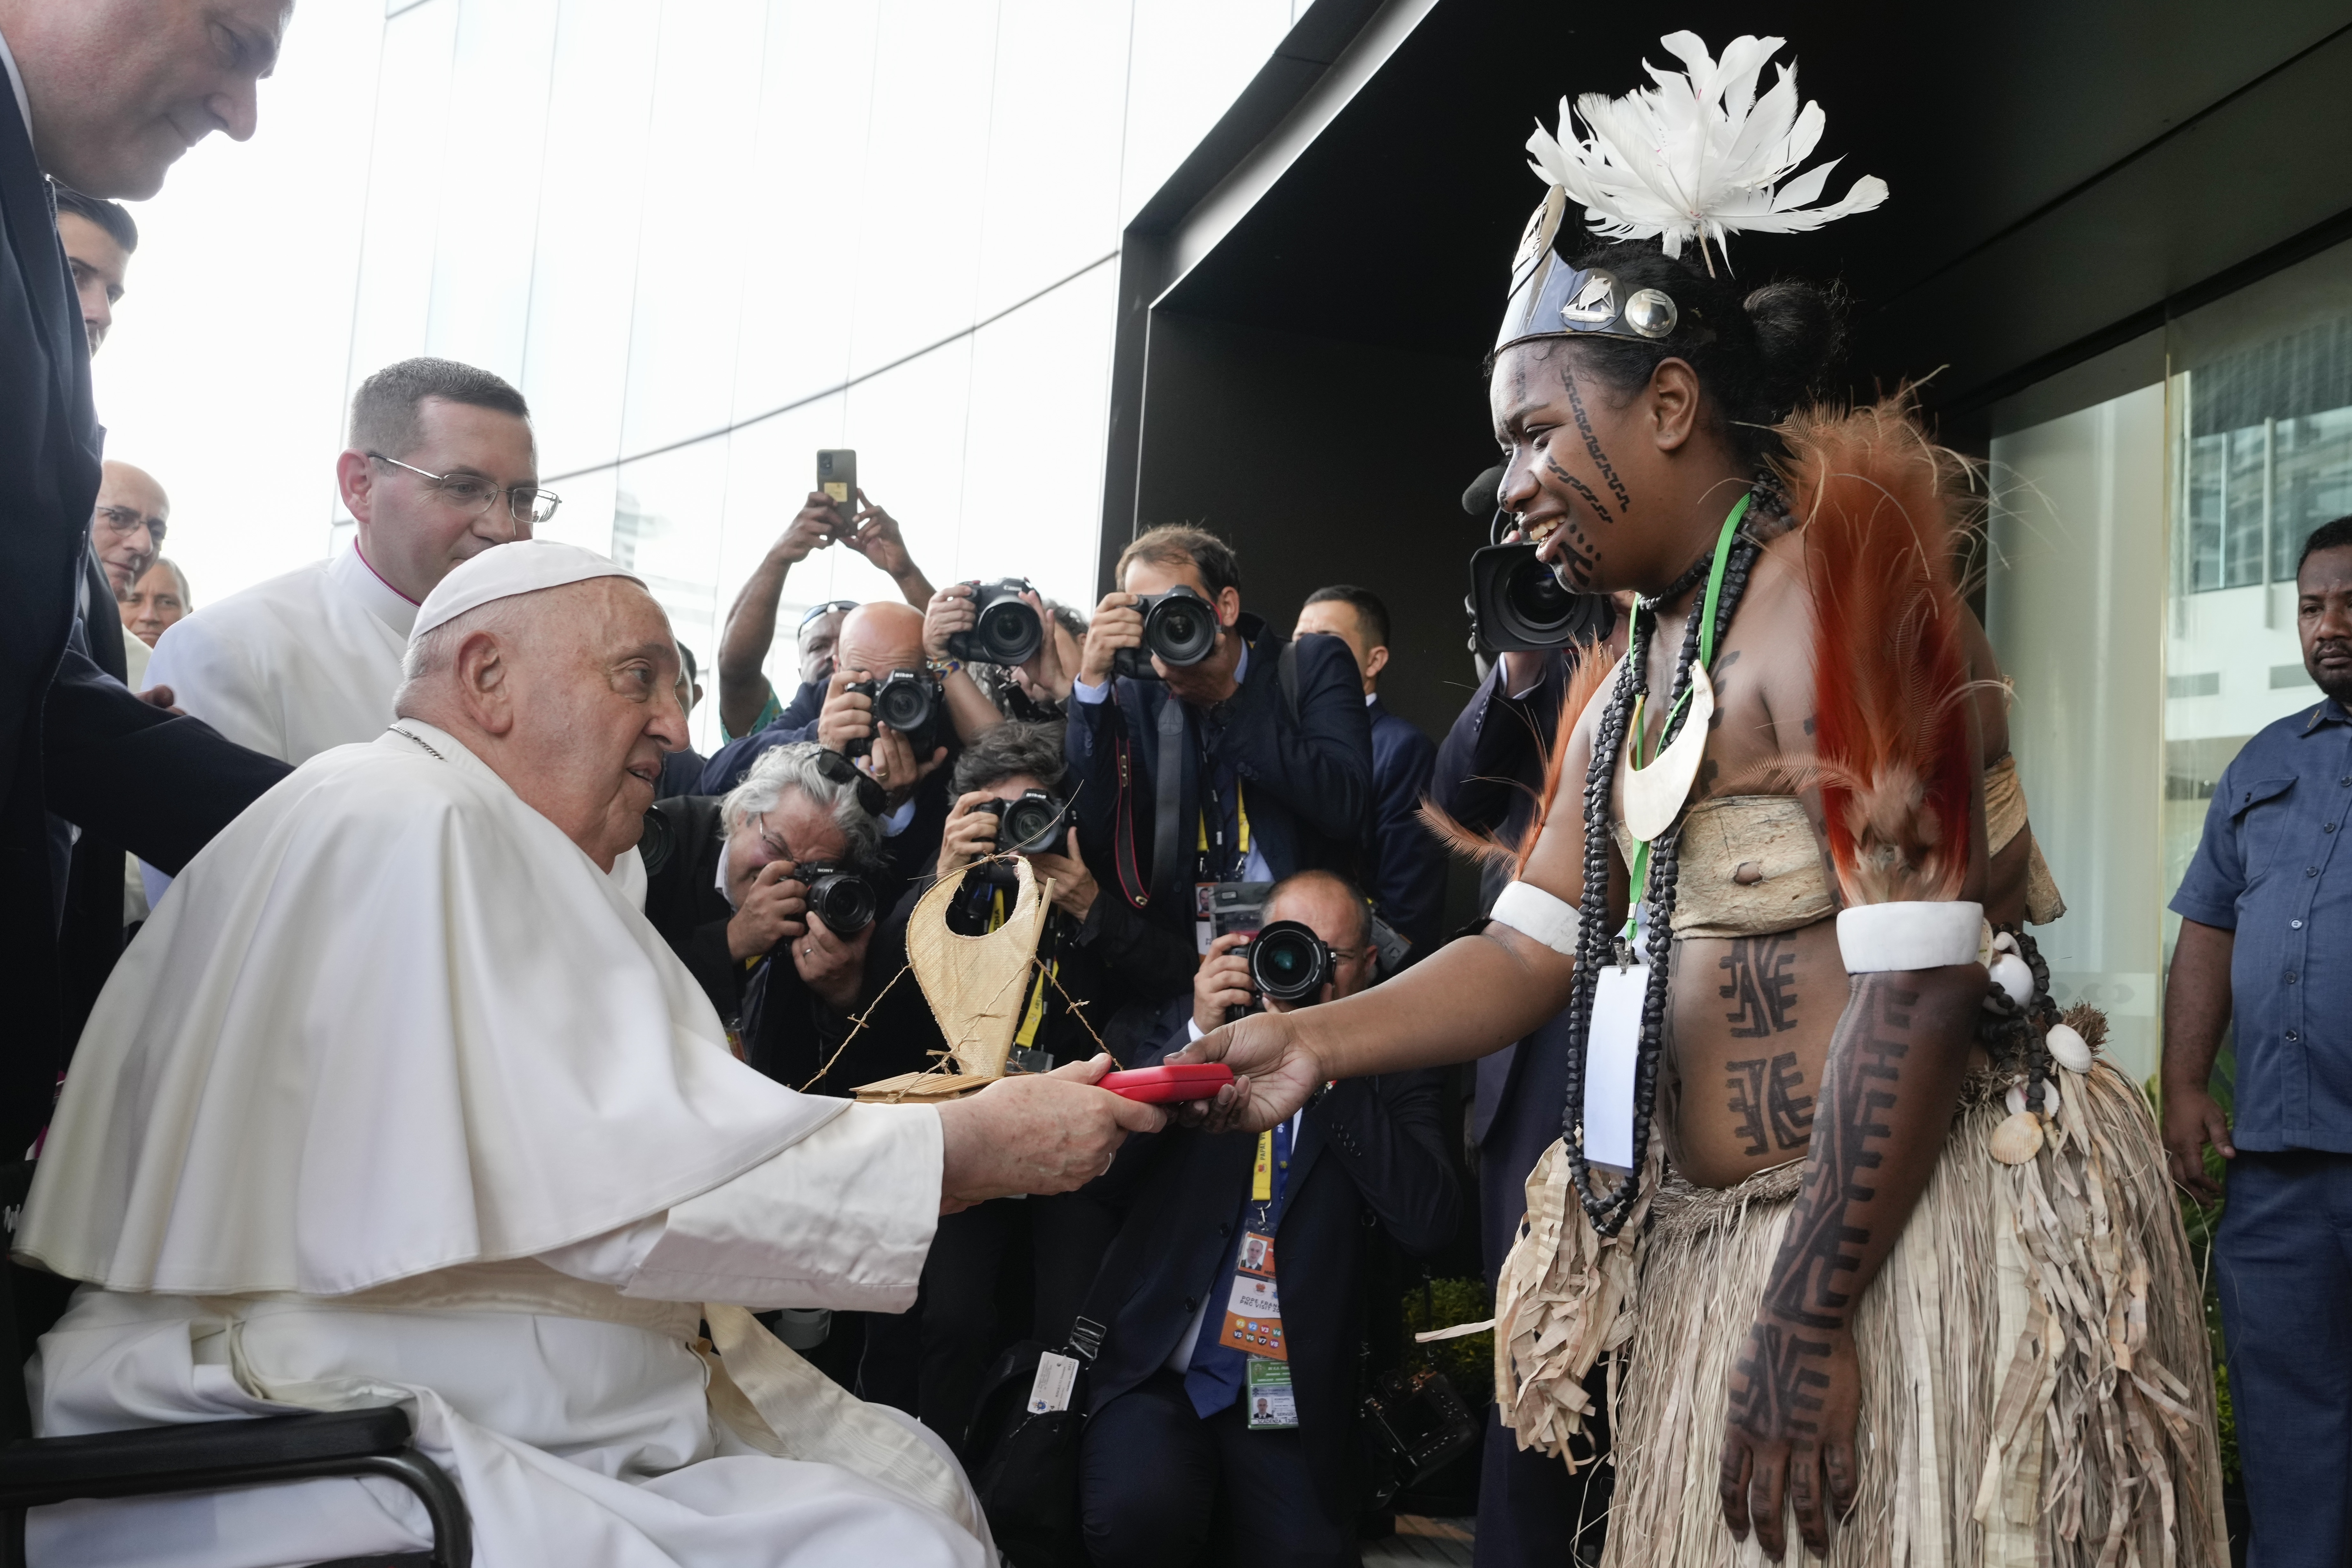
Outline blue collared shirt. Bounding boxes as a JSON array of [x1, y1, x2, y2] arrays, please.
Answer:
[[2170, 696, 2352, 1152]]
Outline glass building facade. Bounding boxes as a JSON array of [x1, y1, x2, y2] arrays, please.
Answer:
[[1987, 240, 2352, 1081], [331, 0, 1311, 751]]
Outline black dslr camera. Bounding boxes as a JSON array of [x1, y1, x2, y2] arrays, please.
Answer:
[[1460, 461, 1616, 654], [791, 860, 878, 934], [945, 578, 1044, 666], [1110, 585, 1219, 679], [974, 789, 1075, 856], [1467, 542, 1617, 652], [845, 668, 946, 759]]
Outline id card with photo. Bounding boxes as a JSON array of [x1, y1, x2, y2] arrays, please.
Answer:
[[1218, 1229, 1285, 1361], [1245, 1357, 1298, 1430]]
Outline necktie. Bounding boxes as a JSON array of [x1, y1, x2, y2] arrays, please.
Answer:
[[1181, 1118, 1290, 1418]]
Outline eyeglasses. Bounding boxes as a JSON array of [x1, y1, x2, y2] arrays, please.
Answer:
[[94, 504, 167, 549], [799, 599, 857, 631], [369, 452, 562, 526]]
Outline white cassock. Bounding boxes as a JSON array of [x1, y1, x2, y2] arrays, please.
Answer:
[[15, 721, 986, 1568]]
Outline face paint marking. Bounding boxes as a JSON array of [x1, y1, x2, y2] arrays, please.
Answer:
[[1563, 372, 1635, 514]]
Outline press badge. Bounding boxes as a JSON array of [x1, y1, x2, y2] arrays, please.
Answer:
[[1026, 1351, 1079, 1415], [1582, 955, 1643, 1171], [1219, 1231, 1285, 1361], [1245, 1357, 1298, 1430]]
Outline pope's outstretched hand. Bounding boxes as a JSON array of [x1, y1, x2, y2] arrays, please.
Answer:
[[934, 1055, 1166, 1212], [1167, 1010, 1327, 1134]]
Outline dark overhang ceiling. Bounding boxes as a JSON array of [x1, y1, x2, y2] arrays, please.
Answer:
[[1155, 0, 2352, 436]]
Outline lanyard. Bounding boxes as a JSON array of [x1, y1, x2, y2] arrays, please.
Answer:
[[1196, 779, 1252, 878], [1619, 493, 1750, 944], [1248, 1118, 1292, 1222], [987, 887, 1056, 1050]]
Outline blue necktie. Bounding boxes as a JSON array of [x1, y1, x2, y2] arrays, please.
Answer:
[[1182, 1119, 1290, 1418]]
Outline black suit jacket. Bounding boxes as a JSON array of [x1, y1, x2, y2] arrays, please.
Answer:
[[1364, 694, 1446, 962], [1063, 615, 1373, 939], [1431, 656, 1583, 1279], [0, 102, 287, 1149], [1084, 1005, 1458, 1514]]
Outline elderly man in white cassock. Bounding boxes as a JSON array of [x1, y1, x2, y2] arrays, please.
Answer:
[[15, 540, 1160, 1567]]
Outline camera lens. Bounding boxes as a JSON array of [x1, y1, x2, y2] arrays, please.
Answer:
[[1503, 555, 1575, 628], [1000, 793, 1063, 854], [1145, 592, 1218, 666], [875, 675, 933, 732], [973, 596, 1042, 665], [1248, 920, 1331, 1002], [800, 863, 877, 934]]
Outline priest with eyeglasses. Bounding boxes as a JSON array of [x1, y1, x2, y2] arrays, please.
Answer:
[[16, 541, 1161, 1567]]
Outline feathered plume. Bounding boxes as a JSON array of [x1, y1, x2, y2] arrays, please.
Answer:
[[1418, 645, 1619, 877], [1526, 32, 1887, 272], [1789, 396, 1977, 906]]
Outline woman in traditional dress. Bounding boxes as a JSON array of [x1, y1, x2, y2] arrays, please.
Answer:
[[1183, 33, 2227, 1567]]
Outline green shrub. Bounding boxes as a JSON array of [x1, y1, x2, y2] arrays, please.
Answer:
[[1400, 1276, 1494, 1408]]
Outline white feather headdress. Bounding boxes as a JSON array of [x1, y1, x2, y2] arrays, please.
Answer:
[[1527, 32, 1887, 273]]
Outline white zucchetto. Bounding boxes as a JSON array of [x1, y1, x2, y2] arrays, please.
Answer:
[[410, 538, 644, 641]]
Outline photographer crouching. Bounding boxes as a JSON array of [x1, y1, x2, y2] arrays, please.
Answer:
[[854, 721, 1199, 1445], [639, 741, 888, 1088], [1076, 871, 1459, 1568], [1066, 525, 1375, 955]]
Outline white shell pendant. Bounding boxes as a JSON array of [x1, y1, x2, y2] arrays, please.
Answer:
[[2044, 1022, 2093, 1074], [1990, 952, 2035, 1007], [1989, 1110, 2044, 1165], [1618, 661, 1715, 845]]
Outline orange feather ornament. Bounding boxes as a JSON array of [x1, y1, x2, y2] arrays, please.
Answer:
[[1786, 397, 1977, 906]]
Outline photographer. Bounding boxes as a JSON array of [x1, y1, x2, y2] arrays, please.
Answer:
[[701, 601, 987, 897], [714, 485, 933, 741], [921, 580, 1081, 728], [638, 741, 885, 1086], [854, 722, 1198, 1444], [1065, 525, 1374, 950], [1076, 871, 1458, 1568]]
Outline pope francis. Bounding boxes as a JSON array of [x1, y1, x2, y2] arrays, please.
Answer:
[[13, 541, 1160, 1567]]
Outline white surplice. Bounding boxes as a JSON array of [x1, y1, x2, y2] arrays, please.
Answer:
[[142, 541, 416, 767], [16, 722, 984, 1567]]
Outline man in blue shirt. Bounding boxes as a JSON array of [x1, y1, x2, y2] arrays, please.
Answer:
[[2166, 512, 2352, 1568]]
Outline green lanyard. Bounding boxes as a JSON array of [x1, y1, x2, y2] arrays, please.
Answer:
[[1618, 492, 1752, 946]]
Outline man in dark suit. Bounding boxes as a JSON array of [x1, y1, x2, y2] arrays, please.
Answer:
[[1078, 870, 1460, 1568], [1295, 585, 1446, 964], [0, 0, 296, 1153], [1065, 526, 1374, 952]]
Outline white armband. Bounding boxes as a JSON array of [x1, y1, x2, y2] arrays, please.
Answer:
[[1490, 880, 1582, 959], [1836, 901, 1985, 973]]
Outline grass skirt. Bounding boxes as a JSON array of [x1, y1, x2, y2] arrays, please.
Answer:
[[1494, 1057, 2228, 1568]]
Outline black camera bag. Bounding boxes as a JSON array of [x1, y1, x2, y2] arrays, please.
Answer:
[[965, 1312, 1107, 1568]]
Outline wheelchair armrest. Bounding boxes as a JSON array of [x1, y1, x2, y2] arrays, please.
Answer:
[[0, 1408, 411, 1493]]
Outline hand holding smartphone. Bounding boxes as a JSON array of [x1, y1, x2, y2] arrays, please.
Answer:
[[817, 449, 857, 532]]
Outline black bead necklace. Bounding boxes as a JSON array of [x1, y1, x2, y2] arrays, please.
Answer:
[[1559, 496, 1767, 1237]]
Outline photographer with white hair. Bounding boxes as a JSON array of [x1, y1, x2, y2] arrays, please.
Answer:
[[641, 741, 884, 1039]]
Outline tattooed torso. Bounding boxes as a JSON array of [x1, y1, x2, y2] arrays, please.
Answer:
[[1580, 529, 2015, 1190]]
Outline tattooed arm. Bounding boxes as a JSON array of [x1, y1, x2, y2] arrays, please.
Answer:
[[1717, 963, 1983, 1560]]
